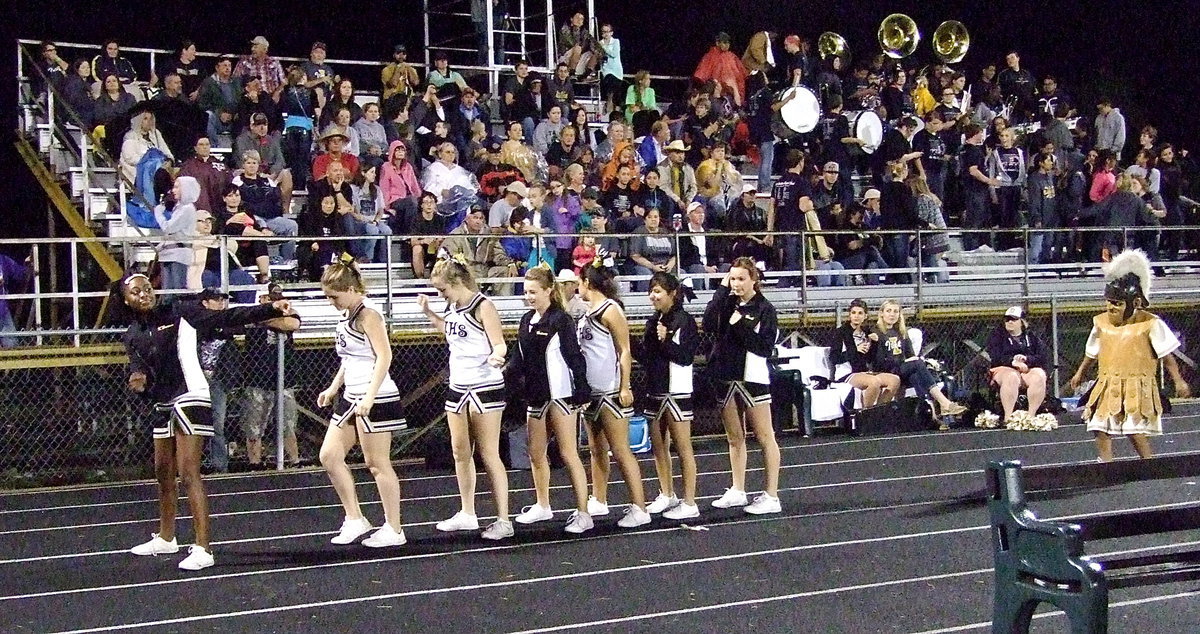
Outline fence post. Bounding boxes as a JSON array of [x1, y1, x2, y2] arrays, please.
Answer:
[[1051, 295, 1060, 399], [384, 234, 394, 321], [1022, 227, 1031, 298], [275, 330, 286, 471], [914, 229, 924, 309]]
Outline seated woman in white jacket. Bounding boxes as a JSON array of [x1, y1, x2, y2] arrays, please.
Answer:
[[120, 112, 174, 183]]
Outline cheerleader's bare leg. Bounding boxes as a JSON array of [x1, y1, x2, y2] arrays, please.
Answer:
[[320, 421, 365, 519]]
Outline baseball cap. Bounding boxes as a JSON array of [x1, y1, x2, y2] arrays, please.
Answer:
[[582, 186, 600, 200], [393, 44, 407, 54], [862, 188, 881, 201], [1004, 306, 1024, 320], [556, 269, 580, 283], [197, 287, 229, 302], [250, 113, 269, 125], [311, 41, 327, 51], [823, 161, 840, 173], [250, 36, 269, 48], [741, 184, 758, 194]]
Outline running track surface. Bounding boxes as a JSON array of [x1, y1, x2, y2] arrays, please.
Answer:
[[4, 419, 1200, 633]]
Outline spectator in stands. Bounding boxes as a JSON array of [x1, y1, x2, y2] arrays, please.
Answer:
[[1089, 150, 1118, 203], [0, 253, 32, 348], [319, 79, 363, 129], [1027, 152, 1060, 265], [218, 185, 272, 282], [629, 208, 676, 290], [912, 111, 949, 202], [1093, 98, 1127, 156], [235, 75, 277, 135], [410, 192, 445, 278], [534, 179, 575, 267], [547, 62, 578, 114], [1082, 174, 1165, 257], [602, 164, 640, 235], [696, 141, 743, 222], [301, 41, 336, 101], [503, 61, 540, 142], [744, 72, 779, 191], [278, 67, 318, 186], [658, 140, 697, 210], [443, 206, 517, 294], [570, 107, 600, 150], [871, 299, 966, 421], [960, 123, 997, 251], [197, 57, 241, 144], [637, 120, 671, 172], [594, 119, 627, 165], [601, 144, 643, 193], [878, 161, 920, 283], [380, 140, 422, 228], [1125, 149, 1161, 195], [906, 175, 950, 282], [352, 102, 388, 160], [545, 124, 583, 180], [119, 111, 173, 183], [233, 113, 294, 213], [91, 39, 138, 97], [427, 50, 467, 97], [346, 163, 393, 263], [987, 128, 1027, 250], [94, 74, 136, 131], [422, 142, 479, 209], [381, 44, 419, 115], [532, 103, 566, 155], [678, 201, 723, 287], [241, 284, 303, 469], [1158, 144, 1185, 259], [693, 32, 746, 107], [234, 36, 285, 97], [597, 23, 624, 114], [766, 150, 809, 283], [812, 161, 852, 221], [64, 59, 96, 128], [727, 184, 771, 263], [488, 181, 526, 230], [298, 189, 349, 282], [35, 41, 68, 97], [449, 86, 489, 147], [833, 204, 887, 284], [556, 10, 599, 80], [327, 107, 362, 157], [178, 136, 230, 214], [625, 70, 658, 118], [312, 128, 360, 181], [234, 150, 297, 262], [153, 72, 188, 105], [153, 176, 201, 291], [1132, 176, 1167, 256], [188, 210, 256, 301], [152, 40, 202, 100], [633, 167, 678, 220], [829, 298, 899, 407], [985, 307, 1049, 424]]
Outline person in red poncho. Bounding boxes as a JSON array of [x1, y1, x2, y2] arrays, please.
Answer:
[[693, 32, 747, 107]]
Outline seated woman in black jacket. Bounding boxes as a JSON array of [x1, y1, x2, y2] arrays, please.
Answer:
[[829, 298, 899, 407], [871, 299, 967, 420], [985, 306, 1049, 423]]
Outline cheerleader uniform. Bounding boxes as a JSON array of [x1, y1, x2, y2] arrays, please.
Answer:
[[702, 284, 777, 408], [643, 305, 699, 422], [331, 300, 407, 433], [509, 304, 590, 419], [443, 292, 507, 414], [124, 299, 284, 439], [578, 298, 634, 421]]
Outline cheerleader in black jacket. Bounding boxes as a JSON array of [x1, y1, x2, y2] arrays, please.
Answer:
[[509, 267, 596, 534], [642, 271, 702, 520], [115, 273, 293, 571], [828, 298, 900, 408], [702, 256, 782, 515]]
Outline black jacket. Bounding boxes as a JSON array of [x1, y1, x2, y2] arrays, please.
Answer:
[[642, 306, 700, 394], [508, 305, 590, 405], [872, 326, 915, 375], [124, 300, 283, 404], [829, 323, 876, 376], [702, 285, 778, 381], [985, 326, 1047, 370]]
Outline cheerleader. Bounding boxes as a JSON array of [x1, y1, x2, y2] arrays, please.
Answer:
[[317, 260, 408, 547], [418, 256, 513, 540], [116, 273, 292, 570], [702, 257, 782, 514], [509, 267, 595, 533], [642, 271, 702, 520], [576, 264, 651, 528]]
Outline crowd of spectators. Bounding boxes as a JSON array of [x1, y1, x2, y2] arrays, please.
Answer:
[[27, 17, 1200, 293]]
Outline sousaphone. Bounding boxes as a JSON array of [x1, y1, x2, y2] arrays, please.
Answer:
[[878, 14, 920, 59], [933, 21, 970, 64]]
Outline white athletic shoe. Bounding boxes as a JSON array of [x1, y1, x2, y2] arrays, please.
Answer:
[[130, 533, 180, 556], [436, 511, 480, 532], [663, 502, 700, 520], [564, 511, 594, 534], [177, 545, 214, 571], [481, 520, 515, 541], [330, 517, 373, 544], [711, 488, 748, 509], [362, 524, 407, 548], [645, 493, 680, 514], [617, 506, 652, 528], [744, 493, 782, 515], [514, 504, 554, 525], [587, 496, 609, 516]]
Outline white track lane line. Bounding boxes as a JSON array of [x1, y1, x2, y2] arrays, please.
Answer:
[[10, 418, 1173, 498], [45, 529, 1200, 634], [10, 425, 1196, 517]]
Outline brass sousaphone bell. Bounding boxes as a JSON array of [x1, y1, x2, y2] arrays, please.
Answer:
[[932, 20, 970, 64], [817, 31, 848, 60], [878, 13, 920, 59]]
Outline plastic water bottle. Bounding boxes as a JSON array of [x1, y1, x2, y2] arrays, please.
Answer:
[[672, 213, 683, 231]]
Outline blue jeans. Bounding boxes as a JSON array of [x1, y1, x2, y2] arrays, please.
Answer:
[[0, 305, 18, 348], [757, 139, 775, 192], [206, 376, 230, 472], [206, 111, 234, 144], [160, 261, 188, 292], [350, 220, 394, 262], [899, 359, 938, 401], [264, 216, 299, 261], [779, 234, 802, 287], [202, 268, 256, 303], [883, 233, 911, 284], [839, 247, 888, 284], [814, 260, 847, 286]]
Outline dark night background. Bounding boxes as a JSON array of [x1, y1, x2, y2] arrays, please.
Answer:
[[2, 0, 1198, 243]]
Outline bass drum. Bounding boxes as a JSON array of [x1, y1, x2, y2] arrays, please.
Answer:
[[845, 110, 883, 155], [778, 86, 821, 135]]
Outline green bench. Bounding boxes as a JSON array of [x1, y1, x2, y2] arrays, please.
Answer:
[[986, 455, 1200, 633]]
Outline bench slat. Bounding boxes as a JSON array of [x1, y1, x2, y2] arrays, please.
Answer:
[[1075, 504, 1200, 541], [1021, 452, 1200, 493]]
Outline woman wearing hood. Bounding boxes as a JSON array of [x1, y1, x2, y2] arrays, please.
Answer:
[[120, 111, 175, 183], [380, 140, 423, 230], [155, 176, 200, 291]]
